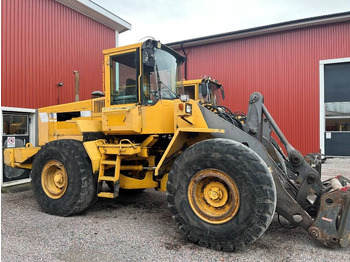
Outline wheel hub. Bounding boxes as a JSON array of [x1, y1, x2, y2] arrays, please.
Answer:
[[53, 172, 64, 188], [41, 160, 68, 199], [188, 169, 240, 224], [203, 182, 228, 207]]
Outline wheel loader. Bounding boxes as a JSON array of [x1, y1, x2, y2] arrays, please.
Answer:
[[4, 39, 350, 251]]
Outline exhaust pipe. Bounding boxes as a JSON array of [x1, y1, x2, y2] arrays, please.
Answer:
[[73, 70, 79, 102]]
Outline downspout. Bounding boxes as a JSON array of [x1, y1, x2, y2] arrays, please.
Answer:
[[180, 42, 188, 80]]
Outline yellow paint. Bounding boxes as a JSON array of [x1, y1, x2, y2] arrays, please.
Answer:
[[154, 127, 224, 176], [98, 143, 142, 156], [188, 169, 240, 224], [174, 100, 211, 130], [158, 173, 168, 192], [38, 99, 93, 145], [141, 135, 159, 148], [83, 140, 105, 173], [4, 146, 40, 169], [120, 172, 158, 189], [76, 120, 102, 133], [41, 160, 68, 199], [102, 105, 141, 134], [141, 100, 175, 134]]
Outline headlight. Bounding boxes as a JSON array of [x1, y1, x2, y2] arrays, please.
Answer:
[[185, 103, 192, 114]]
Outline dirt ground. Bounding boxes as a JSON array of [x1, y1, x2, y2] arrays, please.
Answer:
[[1, 157, 350, 262]]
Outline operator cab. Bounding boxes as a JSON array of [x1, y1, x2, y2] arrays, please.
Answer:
[[104, 40, 185, 107], [102, 40, 186, 134]]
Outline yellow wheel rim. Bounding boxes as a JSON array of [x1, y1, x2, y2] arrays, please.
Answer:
[[41, 160, 68, 199], [188, 169, 240, 224]]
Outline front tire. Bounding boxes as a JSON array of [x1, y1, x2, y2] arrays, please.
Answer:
[[31, 140, 96, 216], [167, 138, 276, 251]]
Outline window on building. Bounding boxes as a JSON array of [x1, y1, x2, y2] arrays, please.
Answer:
[[324, 62, 350, 133]]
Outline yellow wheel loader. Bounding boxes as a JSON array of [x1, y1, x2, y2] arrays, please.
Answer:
[[4, 40, 350, 250]]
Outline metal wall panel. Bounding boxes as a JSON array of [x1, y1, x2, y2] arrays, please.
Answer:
[[1, 0, 115, 108], [180, 22, 350, 154]]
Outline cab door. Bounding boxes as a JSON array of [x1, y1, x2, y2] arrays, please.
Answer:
[[102, 47, 142, 134]]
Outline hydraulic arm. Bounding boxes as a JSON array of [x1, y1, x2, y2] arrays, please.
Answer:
[[200, 92, 350, 247]]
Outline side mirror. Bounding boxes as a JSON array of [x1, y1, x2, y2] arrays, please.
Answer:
[[220, 86, 225, 100], [200, 83, 208, 97], [143, 49, 155, 67]]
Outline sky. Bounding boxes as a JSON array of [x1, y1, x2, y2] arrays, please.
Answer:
[[93, 0, 350, 46]]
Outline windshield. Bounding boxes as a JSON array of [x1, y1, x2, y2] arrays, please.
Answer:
[[142, 48, 183, 105]]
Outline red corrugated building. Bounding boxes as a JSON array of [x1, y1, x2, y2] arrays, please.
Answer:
[[1, 0, 131, 108], [168, 13, 350, 156]]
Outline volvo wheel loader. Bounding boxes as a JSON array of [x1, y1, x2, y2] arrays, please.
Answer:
[[4, 40, 350, 251]]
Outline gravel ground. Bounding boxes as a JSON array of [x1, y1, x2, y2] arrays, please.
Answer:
[[1, 158, 350, 262]]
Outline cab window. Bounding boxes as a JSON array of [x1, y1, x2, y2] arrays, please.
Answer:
[[110, 51, 139, 105], [184, 85, 195, 99]]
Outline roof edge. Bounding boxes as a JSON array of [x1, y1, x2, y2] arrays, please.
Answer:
[[167, 11, 350, 49], [56, 0, 131, 33]]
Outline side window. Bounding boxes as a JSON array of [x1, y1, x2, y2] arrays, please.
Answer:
[[110, 51, 138, 105], [142, 66, 157, 105], [184, 85, 195, 99]]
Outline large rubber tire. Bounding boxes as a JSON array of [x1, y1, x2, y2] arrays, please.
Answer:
[[31, 139, 97, 216], [167, 138, 276, 251]]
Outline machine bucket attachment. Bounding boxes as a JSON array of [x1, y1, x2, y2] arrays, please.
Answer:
[[309, 176, 350, 248]]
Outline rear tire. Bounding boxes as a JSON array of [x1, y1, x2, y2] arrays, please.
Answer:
[[167, 138, 276, 251], [31, 140, 97, 216]]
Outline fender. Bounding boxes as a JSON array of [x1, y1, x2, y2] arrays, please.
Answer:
[[154, 127, 224, 176]]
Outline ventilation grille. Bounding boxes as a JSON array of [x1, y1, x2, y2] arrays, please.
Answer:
[[94, 99, 105, 113]]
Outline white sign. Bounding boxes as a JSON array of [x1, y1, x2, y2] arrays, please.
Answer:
[[7, 137, 15, 148], [81, 110, 92, 117], [39, 112, 49, 123], [326, 132, 332, 139]]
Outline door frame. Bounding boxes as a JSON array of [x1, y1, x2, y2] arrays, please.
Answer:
[[319, 57, 350, 155], [1, 107, 37, 187]]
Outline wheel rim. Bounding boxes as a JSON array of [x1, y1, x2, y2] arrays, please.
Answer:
[[188, 169, 240, 224], [41, 160, 68, 199]]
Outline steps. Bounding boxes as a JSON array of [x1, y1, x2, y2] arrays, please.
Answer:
[[97, 156, 121, 199]]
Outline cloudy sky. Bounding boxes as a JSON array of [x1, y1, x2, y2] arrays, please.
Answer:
[[93, 0, 350, 46]]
